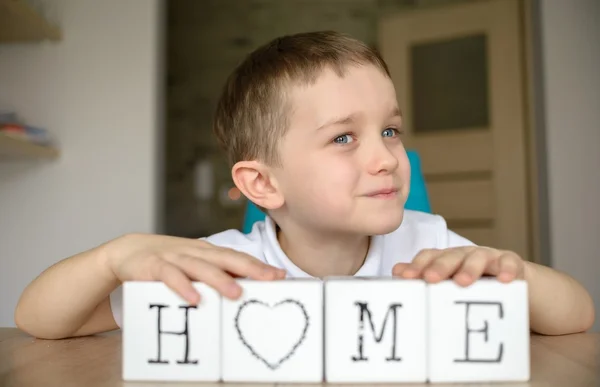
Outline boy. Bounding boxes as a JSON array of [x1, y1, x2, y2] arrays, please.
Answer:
[[15, 31, 594, 339]]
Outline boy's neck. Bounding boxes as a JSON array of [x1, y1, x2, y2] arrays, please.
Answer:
[[275, 221, 370, 278]]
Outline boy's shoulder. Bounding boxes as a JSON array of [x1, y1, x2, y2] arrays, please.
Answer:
[[201, 220, 270, 262], [383, 209, 475, 250]]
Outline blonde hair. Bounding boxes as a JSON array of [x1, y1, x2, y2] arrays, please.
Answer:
[[213, 30, 391, 167]]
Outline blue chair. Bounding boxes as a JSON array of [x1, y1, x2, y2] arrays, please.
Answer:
[[242, 150, 431, 233]]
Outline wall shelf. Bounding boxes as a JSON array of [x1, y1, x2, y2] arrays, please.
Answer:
[[0, 0, 61, 42], [0, 132, 59, 160], [0, 0, 61, 160]]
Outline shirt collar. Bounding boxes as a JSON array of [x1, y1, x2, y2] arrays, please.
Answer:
[[261, 216, 384, 278]]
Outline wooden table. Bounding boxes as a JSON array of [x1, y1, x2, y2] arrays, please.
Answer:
[[0, 328, 598, 386]]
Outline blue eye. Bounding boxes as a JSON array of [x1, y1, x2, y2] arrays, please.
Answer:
[[382, 128, 398, 137], [333, 134, 354, 144]]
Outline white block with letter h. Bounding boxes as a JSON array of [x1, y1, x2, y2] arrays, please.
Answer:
[[122, 281, 221, 382], [324, 277, 427, 383], [428, 278, 530, 383]]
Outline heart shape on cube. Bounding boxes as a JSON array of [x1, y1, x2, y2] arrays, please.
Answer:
[[234, 298, 310, 370]]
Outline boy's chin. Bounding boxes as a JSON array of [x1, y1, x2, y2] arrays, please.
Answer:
[[356, 212, 404, 235]]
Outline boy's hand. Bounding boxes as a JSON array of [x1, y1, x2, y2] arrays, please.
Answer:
[[392, 246, 526, 286], [103, 233, 286, 304]]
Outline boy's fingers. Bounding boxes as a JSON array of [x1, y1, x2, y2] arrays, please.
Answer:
[[191, 246, 285, 280], [153, 261, 201, 305], [392, 263, 409, 277], [176, 255, 242, 300], [422, 250, 465, 283], [496, 253, 521, 282], [402, 249, 440, 278], [454, 249, 490, 286]]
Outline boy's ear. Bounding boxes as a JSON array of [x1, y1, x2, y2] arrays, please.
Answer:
[[231, 160, 284, 210]]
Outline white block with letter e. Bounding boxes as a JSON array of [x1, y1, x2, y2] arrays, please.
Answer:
[[122, 281, 221, 382], [428, 278, 530, 382], [324, 277, 427, 383], [221, 279, 323, 383]]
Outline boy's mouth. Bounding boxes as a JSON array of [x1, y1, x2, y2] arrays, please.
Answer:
[[365, 187, 399, 199]]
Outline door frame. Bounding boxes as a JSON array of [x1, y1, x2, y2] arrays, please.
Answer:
[[521, 0, 551, 267]]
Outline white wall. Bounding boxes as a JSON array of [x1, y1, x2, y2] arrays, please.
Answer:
[[540, 0, 600, 331], [0, 0, 163, 327]]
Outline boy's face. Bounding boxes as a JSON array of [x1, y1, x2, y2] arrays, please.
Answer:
[[271, 64, 410, 235]]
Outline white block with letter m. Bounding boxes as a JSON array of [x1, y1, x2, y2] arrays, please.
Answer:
[[428, 278, 530, 383], [122, 281, 221, 382], [324, 277, 427, 383]]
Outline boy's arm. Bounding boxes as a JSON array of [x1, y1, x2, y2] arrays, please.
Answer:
[[14, 234, 285, 340], [394, 246, 595, 336], [525, 261, 595, 335], [14, 245, 119, 339]]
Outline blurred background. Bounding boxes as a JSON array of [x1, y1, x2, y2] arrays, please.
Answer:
[[0, 0, 598, 330]]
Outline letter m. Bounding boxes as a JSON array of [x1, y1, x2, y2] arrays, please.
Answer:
[[351, 301, 403, 362]]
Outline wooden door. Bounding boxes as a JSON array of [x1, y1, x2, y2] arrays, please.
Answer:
[[379, 0, 532, 260]]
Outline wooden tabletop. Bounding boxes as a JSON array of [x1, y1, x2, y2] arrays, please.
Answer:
[[0, 328, 598, 386]]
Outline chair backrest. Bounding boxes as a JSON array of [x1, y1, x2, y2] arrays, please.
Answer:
[[242, 150, 431, 233]]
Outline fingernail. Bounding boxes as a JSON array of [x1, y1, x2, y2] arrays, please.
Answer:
[[262, 267, 272, 276], [263, 267, 279, 278], [425, 270, 441, 282], [227, 282, 242, 297], [455, 273, 472, 287], [460, 273, 472, 281], [498, 272, 513, 282], [187, 291, 200, 305]]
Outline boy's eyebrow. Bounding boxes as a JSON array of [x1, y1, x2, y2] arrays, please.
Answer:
[[316, 106, 403, 131], [316, 113, 358, 131]]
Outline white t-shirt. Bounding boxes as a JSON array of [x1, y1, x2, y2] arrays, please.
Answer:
[[109, 209, 475, 327]]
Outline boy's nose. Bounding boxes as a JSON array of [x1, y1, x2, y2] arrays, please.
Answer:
[[367, 146, 399, 175]]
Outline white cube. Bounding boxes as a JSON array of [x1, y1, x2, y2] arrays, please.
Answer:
[[324, 277, 427, 383], [122, 281, 221, 382], [428, 278, 530, 383], [221, 279, 323, 383]]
